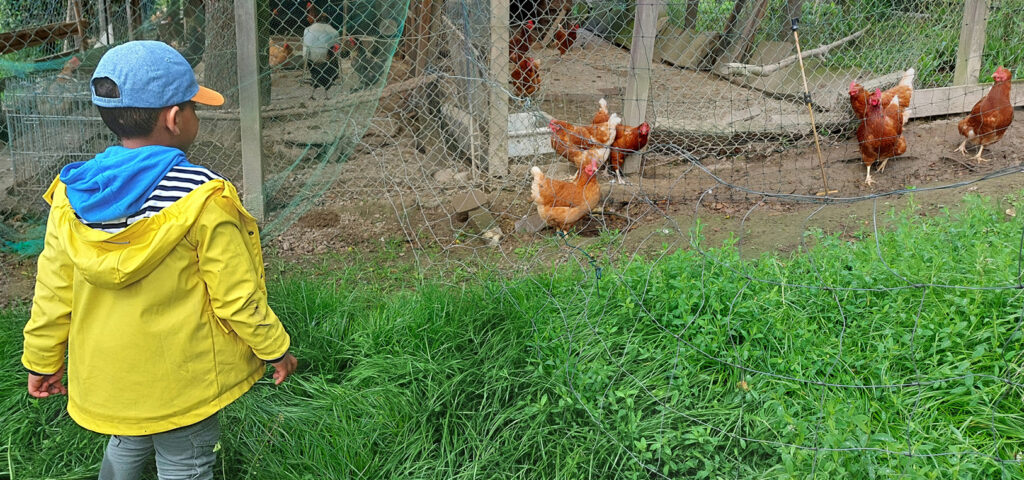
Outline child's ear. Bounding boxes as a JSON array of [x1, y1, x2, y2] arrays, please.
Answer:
[[163, 105, 182, 135]]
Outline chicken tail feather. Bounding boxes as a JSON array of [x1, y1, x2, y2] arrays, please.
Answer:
[[530, 166, 543, 203], [900, 68, 915, 88]]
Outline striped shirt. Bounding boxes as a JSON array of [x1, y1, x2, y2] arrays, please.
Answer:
[[78, 165, 224, 233]]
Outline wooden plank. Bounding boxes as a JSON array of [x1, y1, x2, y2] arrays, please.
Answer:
[[0, 20, 89, 55], [401, 1, 418, 66], [653, 23, 717, 70], [126, 0, 141, 40], [622, 0, 661, 174], [62, 0, 86, 52], [538, 7, 567, 49], [683, 0, 699, 30], [73, 0, 86, 52], [706, 0, 747, 69], [415, 0, 433, 77], [487, 0, 509, 176], [910, 80, 1024, 118], [235, 0, 265, 221], [953, 0, 988, 86], [729, 0, 770, 64], [97, 0, 112, 46]]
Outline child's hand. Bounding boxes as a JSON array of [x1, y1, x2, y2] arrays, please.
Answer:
[[27, 364, 67, 398], [271, 353, 298, 385]]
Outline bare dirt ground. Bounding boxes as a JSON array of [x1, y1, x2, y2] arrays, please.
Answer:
[[262, 105, 1024, 264]]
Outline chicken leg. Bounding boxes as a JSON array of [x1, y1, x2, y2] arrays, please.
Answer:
[[973, 145, 988, 163], [864, 163, 875, 186], [954, 139, 969, 156], [876, 157, 890, 173]]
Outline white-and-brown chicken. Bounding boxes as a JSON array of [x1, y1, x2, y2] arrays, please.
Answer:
[[591, 98, 651, 184], [549, 112, 620, 179]]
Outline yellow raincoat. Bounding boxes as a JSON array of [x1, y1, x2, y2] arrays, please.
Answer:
[[22, 177, 290, 435]]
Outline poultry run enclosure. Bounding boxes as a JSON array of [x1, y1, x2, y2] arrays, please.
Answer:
[[2, 0, 1023, 238], [4, 0, 1024, 477]]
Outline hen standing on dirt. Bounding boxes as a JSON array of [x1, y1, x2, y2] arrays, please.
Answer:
[[857, 89, 907, 186], [956, 66, 1014, 163]]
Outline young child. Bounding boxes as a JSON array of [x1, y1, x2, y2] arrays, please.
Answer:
[[21, 40, 297, 480]]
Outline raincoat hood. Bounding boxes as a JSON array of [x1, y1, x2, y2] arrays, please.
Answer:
[[43, 175, 223, 290], [60, 145, 190, 223]]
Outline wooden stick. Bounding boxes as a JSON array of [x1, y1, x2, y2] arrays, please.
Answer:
[[198, 73, 440, 120], [791, 19, 833, 196], [0, 20, 89, 55], [538, 7, 568, 48], [716, 27, 866, 77], [729, 0, 770, 64]]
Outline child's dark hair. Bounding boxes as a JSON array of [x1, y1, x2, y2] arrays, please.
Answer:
[[93, 77, 191, 139]]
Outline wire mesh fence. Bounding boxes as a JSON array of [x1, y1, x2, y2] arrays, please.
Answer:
[[4, 0, 1024, 477]]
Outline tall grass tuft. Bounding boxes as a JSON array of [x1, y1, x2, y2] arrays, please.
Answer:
[[3, 193, 1024, 478]]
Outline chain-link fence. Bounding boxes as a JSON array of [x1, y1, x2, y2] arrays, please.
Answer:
[[0, 0, 404, 239], [5, 0, 1024, 477], [358, 0, 1024, 257], [3, 0, 1023, 245]]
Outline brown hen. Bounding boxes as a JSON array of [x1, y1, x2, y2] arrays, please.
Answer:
[[956, 66, 1013, 163], [856, 89, 906, 186], [531, 147, 608, 233]]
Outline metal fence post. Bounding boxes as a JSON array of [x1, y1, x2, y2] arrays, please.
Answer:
[[235, 0, 265, 222]]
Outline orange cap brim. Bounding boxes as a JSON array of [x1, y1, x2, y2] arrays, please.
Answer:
[[192, 85, 224, 106]]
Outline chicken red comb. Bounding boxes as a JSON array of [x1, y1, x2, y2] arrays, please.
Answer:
[[867, 88, 882, 106], [526, 20, 535, 28], [348, 37, 357, 46], [548, 119, 560, 132], [331, 43, 340, 52], [638, 122, 651, 134], [848, 81, 858, 95]]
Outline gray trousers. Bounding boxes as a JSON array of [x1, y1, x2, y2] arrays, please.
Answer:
[[98, 413, 220, 480]]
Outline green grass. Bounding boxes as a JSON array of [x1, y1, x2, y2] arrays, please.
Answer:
[[4, 192, 1024, 478]]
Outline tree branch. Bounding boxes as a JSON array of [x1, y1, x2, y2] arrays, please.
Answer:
[[716, 27, 867, 77]]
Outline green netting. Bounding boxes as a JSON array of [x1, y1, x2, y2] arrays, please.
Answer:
[[1, 0, 407, 246]]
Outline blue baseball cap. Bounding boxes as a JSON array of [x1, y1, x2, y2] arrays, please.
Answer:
[[91, 40, 224, 108]]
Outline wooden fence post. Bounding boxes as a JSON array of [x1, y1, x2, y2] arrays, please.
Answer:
[[954, 0, 989, 86], [622, 0, 662, 175], [235, 0, 264, 221], [487, 0, 509, 176]]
